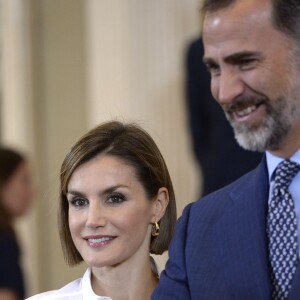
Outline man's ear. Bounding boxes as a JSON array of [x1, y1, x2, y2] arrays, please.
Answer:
[[151, 187, 169, 223]]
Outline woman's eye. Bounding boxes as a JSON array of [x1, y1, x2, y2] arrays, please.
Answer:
[[107, 193, 126, 204], [70, 198, 88, 207]]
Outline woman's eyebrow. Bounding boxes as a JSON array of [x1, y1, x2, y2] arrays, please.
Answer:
[[99, 185, 129, 196], [67, 185, 130, 198], [67, 190, 86, 198]]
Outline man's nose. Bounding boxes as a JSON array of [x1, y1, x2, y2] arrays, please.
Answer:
[[213, 70, 244, 105]]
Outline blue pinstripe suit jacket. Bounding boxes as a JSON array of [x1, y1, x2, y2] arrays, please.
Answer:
[[152, 156, 300, 299]]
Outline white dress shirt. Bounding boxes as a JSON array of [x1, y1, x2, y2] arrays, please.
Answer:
[[25, 268, 112, 300], [266, 149, 300, 256]]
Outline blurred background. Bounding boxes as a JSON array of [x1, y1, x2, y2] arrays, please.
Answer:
[[0, 0, 202, 297]]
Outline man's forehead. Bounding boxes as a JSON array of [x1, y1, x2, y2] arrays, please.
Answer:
[[202, 0, 270, 18], [202, 0, 272, 57], [202, 0, 271, 37]]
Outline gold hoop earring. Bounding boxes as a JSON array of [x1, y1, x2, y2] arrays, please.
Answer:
[[151, 222, 160, 237]]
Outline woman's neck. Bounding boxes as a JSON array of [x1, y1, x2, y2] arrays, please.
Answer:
[[91, 256, 158, 300]]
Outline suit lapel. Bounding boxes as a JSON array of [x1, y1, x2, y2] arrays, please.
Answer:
[[219, 156, 272, 299]]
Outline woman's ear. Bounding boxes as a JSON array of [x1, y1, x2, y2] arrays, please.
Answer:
[[151, 187, 169, 223]]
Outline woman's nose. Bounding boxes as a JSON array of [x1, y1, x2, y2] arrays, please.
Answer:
[[85, 202, 107, 228]]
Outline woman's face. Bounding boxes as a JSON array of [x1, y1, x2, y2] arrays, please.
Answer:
[[67, 154, 160, 268], [1, 162, 35, 217]]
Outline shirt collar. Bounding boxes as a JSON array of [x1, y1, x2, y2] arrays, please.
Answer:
[[82, 268, 112, 300], [266, 148, 300, 181]]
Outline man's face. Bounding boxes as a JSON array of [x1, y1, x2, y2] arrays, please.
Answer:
[[203, 0, 300, 153]]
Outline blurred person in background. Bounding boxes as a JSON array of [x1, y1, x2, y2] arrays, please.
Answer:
[[27, 121, 177, 300], [0, 148, 35, 300], [185, 37, 262, 197]]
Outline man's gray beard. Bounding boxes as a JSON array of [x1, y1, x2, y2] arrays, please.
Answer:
[[230, 110, 288, 152], [225, 91, 300, 152]]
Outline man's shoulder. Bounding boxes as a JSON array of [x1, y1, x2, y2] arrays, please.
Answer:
[[187, 167, 261, 225], [25, 278, 82, 300], [199, 166, 259, 203]]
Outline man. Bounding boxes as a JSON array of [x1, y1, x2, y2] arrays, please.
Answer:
[[152, 0, 300, 299]]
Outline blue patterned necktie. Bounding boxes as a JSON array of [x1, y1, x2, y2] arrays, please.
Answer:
[[268, 159, 300, 300]]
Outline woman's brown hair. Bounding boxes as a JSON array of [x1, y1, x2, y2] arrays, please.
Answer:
[[59, 121, 177, 266]]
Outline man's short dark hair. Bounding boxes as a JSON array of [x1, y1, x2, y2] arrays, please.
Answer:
[[201, 0, 300, 43]]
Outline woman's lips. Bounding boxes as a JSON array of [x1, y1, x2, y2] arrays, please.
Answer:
[[83, 235, 116, 248]]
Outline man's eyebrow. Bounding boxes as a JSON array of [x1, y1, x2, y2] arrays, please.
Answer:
[[203, 51, 261, 66], [224, 51, 261, 64]]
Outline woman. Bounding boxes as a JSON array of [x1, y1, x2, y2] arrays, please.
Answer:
[[28, 121, 177, 299], [0, 148, 35, 300]]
